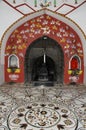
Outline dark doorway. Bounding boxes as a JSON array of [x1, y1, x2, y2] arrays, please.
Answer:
[[32, 55, 56, 81], [24, 36, 64, 85]]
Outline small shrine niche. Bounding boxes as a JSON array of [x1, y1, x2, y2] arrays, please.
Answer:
[[71, 56, 80, 70], [69, 55, 81, 76], [8, 54, 19, 72]]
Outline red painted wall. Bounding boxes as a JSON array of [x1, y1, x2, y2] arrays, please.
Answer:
[[5, 14, 84, 84]]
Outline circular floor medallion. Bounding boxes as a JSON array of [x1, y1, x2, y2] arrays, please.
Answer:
[[7, 104, 77, 130], [25, 107, 60, 128]]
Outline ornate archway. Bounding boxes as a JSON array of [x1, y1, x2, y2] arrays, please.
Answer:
[[3, 11, 84, 84], [24, 36, 64, 85]]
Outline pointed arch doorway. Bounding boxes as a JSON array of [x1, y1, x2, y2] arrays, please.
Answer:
[[24, 36, 64, 85]]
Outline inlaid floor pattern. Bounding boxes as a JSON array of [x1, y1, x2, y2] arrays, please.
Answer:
[[0, 83, 86, 130]]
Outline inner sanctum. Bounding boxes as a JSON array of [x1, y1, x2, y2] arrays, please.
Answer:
[[24, 36, 64, 85]]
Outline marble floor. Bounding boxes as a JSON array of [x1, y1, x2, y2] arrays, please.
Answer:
[[0, 83, 86, 130]]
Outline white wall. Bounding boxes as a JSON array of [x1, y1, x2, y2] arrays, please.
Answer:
[[0, 55, 4, 85]]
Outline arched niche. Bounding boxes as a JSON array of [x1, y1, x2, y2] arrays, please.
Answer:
[[8, 54, 19, 73], [24, 36, 64, 85], [8, 54, 19, 68], [69, 55, 81, 70]]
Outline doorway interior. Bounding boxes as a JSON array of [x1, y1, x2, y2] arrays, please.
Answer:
[[24, 36, 64, 86]]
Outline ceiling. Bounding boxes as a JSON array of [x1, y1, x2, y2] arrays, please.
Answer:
[[0, 0, 86, 38]]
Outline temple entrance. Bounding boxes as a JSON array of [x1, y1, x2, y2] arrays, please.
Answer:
[[24, 36, 64, 85]]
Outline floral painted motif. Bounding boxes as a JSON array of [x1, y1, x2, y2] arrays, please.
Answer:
[[5, 15, 83, 58], [5, 14, 83, 83]]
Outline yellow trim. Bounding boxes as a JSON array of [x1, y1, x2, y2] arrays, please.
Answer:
[[7, 68, 20, 73], [15, 69, 20, 73], [68, 70, 72, 74], [68, 69, 83, 75], [7, 68, 11, 73]]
